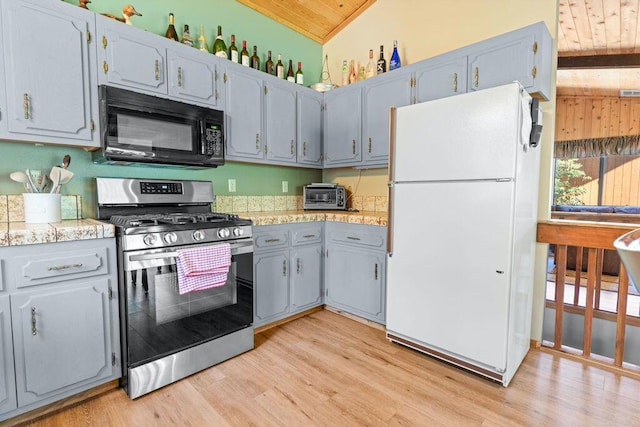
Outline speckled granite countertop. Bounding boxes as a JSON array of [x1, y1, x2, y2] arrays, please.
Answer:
[[235, 210, 388, 227], [0, 219, 115, 247]]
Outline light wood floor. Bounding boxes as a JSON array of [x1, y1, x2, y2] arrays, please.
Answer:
[[18, 310, 640, 426]]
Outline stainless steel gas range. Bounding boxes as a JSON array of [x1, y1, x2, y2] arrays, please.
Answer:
[[96, 178, 254, 399]]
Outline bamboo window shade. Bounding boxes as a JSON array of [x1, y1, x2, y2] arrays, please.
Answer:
[[554, 135, 640, 158]]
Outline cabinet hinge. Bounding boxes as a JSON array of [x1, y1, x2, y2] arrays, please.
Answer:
[[532, 66, 537, 79], [90, 119, 95, 132], [264, 86, 268, 95], [264, 145, 268, 154], [112, 352, 116, 366], [215, 70, 218, 80], [533, 41, 538, 55], [326, 248, 328, 257], [108, 285, 113, 299], [215, 90, 219, 101], [223, 73, 227, 83], [86, 31, 92, 44]]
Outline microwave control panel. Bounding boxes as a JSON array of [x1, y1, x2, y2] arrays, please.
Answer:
[[204, 121, 223, 157]]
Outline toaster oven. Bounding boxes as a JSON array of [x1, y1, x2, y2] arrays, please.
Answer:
[[303, 183, 347, 210]]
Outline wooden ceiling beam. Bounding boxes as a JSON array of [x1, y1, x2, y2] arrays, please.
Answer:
[[558, 54, 640, 69]]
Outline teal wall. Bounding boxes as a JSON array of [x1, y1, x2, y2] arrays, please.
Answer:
[[0, 0, 323, 217]]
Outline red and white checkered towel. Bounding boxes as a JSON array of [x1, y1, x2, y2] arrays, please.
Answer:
[[176, 243, 231, 295]]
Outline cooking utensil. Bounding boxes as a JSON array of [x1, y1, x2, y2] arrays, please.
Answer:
[[25, 169, 40, 193], [49, 167, 61, 194], [10, 171, 34, 192], [29, 169, 46, 193], [62, 154, 71, 169], [50, 167, 73, 193]]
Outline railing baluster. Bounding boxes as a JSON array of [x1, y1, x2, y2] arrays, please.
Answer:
[[615, 263, 630, 366], [594, 249, 604, 309], [583, 248, 597, 357], [574, 246, 583, 305], [554, 245, 567, 350]]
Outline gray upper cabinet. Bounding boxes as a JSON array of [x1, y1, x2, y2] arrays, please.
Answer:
[[167, 47, 219, 108], [297, 89, 323, 167], [362, 72, 412, 166], [323, 85, 362, 167], [10, 280, 113, 407], [415, 56, 468, 103], [265, 80, 297, 165], [96, 15, 167, 96], [223, 66, 264, 161], [0, 0, 98, 147], [0, 295, 16, 415]]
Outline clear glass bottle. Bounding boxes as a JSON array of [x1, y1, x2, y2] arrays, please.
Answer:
[[165, 13, 178, 41], [376, 45, 386, 75], [198, 25, 209, 53], [181, 24, 194, 47], [295, 62, 304, 85], [365, 49, 376, 79], [390, 40, 401, 70], [229, 34, 238, 63], [212, 26, 227, 59], [341, 59, 349, 86], [349, 60, 357, 84], [276, 54, 284, 78]]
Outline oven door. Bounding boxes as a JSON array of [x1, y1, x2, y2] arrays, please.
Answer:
[[122, 239, 253, 368]]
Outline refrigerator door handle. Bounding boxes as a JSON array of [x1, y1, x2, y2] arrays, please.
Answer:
[[387, 107, 397, 256]]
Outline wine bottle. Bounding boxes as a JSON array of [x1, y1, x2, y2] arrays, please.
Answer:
[[198, 25, 209, 53], [341, 60, 349, 86], [376, 45, 386, 75], [358, 65, 366, 82], [365, 49, 376, 79], [390, 40, 401, 70], [212, 26, 227, 58], [165, 13, 178, 41], [265, 50, 275, 75], [295, 62, 304, 85], [229, 34, 238, 63], [240, 41, 250, 67], [181, 25, 194, 47], [251, 45, 260, 70], [286, 59, 295, 82], [276, 54, 284, 78], [348, 60, 357, 84]]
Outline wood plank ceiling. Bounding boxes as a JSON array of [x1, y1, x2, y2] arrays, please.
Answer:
[[557, 0, 640, 97], [236, 0, 375, 44]]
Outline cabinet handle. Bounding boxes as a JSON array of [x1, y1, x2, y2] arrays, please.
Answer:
[[532, 66, 537, 79], [352, 140, 356, 155], [347, 236, 361, 241], [256, 133, 260, 150], [102, 35, 108, 49], [453, 72, 458, 92], [178, 66, 183, 87], [297, 258, 301, 274], [474, 67, 479, 88], [303, 141, 307, 157], [291, 140, 295, 155], [283, 259, 287, 277], [23, 93, 30, 120], [303, 234, 315, 239], [155, 60, 160, 81], [224, 73, 227, 83], [264, 238, 281, 243], [374, 263, 378, 280], [103, 61, 109, 74], [368, 137, 372, 153], [47, 263, 83, 271], [31, 307, 37, 336]]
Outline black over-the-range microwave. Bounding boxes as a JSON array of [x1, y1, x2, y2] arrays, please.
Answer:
[[92, 86, 224, 168]]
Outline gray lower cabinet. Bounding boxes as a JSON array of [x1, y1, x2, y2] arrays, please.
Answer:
[[253, 223, 323, 328], [324, 222, 387, 324], [0, 238, 120, 422]]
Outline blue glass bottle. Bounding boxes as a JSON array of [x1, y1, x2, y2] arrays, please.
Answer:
[[390, 40, 401, 70]]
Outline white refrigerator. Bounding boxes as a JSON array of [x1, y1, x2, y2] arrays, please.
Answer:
[[386, 82, 543, 386]]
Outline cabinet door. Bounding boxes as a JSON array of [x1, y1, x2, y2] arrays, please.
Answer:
[[167, 47, 219, 107], [468, 32, 536, 93], [297, 90, 323, 167], [97, 15, 167, 95], [323, 87, 362, 167], [1, 0, 97, 145], [265, 81, 297, 164], [362, 73, 412, 165], [0, 295, 17, 415], [415, 56, 467, 103], [254, 251, 290, 326], [290, 245, 323, 313], [325, 245, 385, 323], [224, 68, 264, 160], [11, 280, 113, 407]]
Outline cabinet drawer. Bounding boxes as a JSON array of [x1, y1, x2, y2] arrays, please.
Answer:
[[13, 248, 108, 289], [254, 228, 289, 251], [291, 224, 323, 246], [326, 223, 386, 249]]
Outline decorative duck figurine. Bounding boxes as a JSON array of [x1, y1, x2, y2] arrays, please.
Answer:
[[102, 5, 142, 26], [79, 0, 91, 9]]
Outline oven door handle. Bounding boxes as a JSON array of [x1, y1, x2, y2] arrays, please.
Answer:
[[128, 240, 253, 262]]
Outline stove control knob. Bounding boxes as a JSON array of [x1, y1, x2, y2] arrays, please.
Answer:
[[217, 228, 230, 239], [143, 234, 157, 246], [164, 232, 178, 244], [232, 227, 244, 237], [193, 230, 206, 241]]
